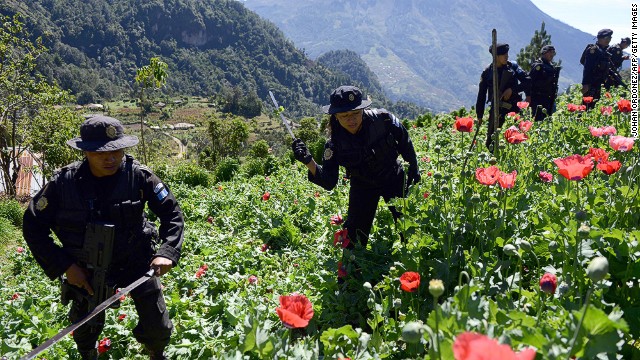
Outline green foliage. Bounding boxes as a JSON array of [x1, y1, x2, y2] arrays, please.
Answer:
[[249, 140, 270, 159], [153, 161, 211, 188], [294, 117, 320, 144], [0, 198, 23, 227], [213, 157, 240, 182], [206, 113, 250, 164], [517, 22, 562, 72], [242, 158, 266, 178]]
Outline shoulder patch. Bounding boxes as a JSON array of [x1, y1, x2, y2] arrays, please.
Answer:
[[535, 65, 541, 71], [323, 148, 333, 161], [154, 182, 169, 201], [590, 48, 595, 54], [35, 196, 48, 211]]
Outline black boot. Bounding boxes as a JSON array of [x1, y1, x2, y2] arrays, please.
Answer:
[[148, 349, 168, 360], [78, 349, 98, 360]]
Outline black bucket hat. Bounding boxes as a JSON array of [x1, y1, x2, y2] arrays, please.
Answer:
[[489, 43, 509, 55], [540, 45, 556, 55], [67, 115, 139, 151], [597, 29, 613, 38], [322, 86, 372, 114]]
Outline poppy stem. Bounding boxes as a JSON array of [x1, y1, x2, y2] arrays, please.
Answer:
[[433, 301, 442, 360], [534, 290, 545, 327], [565, 287, 592, 360]]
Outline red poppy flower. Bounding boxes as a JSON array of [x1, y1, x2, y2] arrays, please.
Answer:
[[601, 126, 616, 136], [330, 214, 343, 225], [588, 126, 604, 137], [260, 243, 269, 252], [553, 154, 594, 181], [582, 96, 594, 104], [506, 112, 520, 121], [17, 246, 24, 253], [605, 92, 612, 98], [333, 229, 350, 248], [400, 271, 420, 292], [97, 338, 111, 354], [262, 192, 270, 201], [454, 117, 474, 132], [600, 106, 613, 116], [248, 275, 258, 284], [498, 170, 517, 189], [539, 273, 557, 294], [117, 313, 126, 322], [217, 185, 223, 191], [314, 191, 320, 198], [337, 261, 347, 278], [516, 101, 529, 109], [11, 293, 19, 300], [597, 160, 622, 175], [617, 99, 632, 113], [453, 332, 536, 360], [579, 105, 587, 111], [587, 147, 609, 163], [275, 294, 314, 329], [567, 103, 582, 112], [437, 123, 443, 129], [609, 135, 635, 152], [504, 126, 529, 144], [206, 216, 214, 224], [475, 166, 500, 185], [195, 264, 208, 278], [538, 171, 553, 183], [518, 120, 532, 132], [423, 192, 430, 198], [427, 171, 432, 176]]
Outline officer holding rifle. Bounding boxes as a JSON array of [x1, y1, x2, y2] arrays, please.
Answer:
[[23, 116, 184, 360]]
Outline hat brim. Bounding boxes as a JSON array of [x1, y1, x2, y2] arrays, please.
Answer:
[[323, 99, 372, 114], [66, 135, 139, 151]]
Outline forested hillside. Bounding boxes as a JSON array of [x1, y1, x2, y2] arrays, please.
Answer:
[[0, 0, 425, 118]]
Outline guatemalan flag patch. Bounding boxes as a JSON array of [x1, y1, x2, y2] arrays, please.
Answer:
[[154, 182, 169, 200]]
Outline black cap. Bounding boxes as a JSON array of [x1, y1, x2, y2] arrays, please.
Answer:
[[540, 45, 555, 55], [489, 43, 509, 55], [597, 29, 613, 38], [322, 86, 372, 114], [67, 116, 139, 151], [621, 37, 631, 44]]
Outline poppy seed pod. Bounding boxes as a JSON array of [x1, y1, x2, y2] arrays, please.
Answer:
[[470, 194, 481, 204], [429, 279, 445, 298], [402, 322, 425, 344], [549, 241, 559, 252], [489, 157, 497, 165], [503, 244, 519, 257], [587, 257, 609, 282], [517, 240, 532, 252]]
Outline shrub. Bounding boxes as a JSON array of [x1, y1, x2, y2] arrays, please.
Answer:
[[0, 198, 23, 228], [152, 162, 211, 187], [242, 158, 265, 177], [214, 157, 240, 182]]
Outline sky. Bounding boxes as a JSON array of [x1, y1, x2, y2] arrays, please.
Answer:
[[530, 0, 632, 40]]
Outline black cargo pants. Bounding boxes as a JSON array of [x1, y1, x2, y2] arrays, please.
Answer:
[[70, 276, 172, 354]]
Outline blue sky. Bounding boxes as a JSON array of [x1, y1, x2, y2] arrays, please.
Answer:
[[530, 0, 632, 40]]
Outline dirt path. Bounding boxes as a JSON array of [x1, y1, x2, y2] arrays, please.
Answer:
[[163, 132, 186, 158]]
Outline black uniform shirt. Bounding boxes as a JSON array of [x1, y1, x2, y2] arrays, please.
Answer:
[[23, 156, 184, 280], [529, 58, 559, 97]]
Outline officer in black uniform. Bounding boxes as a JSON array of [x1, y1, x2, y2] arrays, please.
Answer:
[[23, 116, 184, 360], [581, 29, 613, 108], [475, 43, 531, 150], [608, 37, 630, 70], [529, 45, 560, 121], [291, 85, 420, 246]]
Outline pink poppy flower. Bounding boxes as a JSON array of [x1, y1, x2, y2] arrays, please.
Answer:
[[609, 136, 635, 152], [518, 120, 532, 132], [601, 126, 617, 136], [600, 106, 613, 116], [588, 126, 604, 137], [538, 171, 553, 183], [517, 101, 529, 109]]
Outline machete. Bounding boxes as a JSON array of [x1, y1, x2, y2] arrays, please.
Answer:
[[269, 91, 296, 140], [21, 269, 155, 360]]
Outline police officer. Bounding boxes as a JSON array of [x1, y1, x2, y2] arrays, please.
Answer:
[[529, 45, 560, 121], [23, 116, 184, 360], [291, 85, 420, 247], [475, 43, 531, 150], [581, 29, 613, 108], [608, 37, 630, 70]]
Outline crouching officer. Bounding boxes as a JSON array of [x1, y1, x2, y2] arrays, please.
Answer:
[[529, 45, 560, 121], [23, 116, 184, 360], [291, 85, 420, 247]]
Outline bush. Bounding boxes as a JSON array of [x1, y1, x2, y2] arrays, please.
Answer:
[[0, 217, 21, 247], [214, 157, 240, 182], [242, 158, 265, 177], [0, 198, 23, 228], [152, 162, 211, 187], [250, 140, 270, 158]]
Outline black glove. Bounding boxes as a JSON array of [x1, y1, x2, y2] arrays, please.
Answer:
[[405, 164, 421, 193], [292, 138, 313, 165]]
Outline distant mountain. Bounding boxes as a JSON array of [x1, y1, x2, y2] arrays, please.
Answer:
[[242, 0, 598, 112], [1, 0, 418, 118]]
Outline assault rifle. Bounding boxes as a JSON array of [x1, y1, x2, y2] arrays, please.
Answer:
[[62, 222, 116, 328]]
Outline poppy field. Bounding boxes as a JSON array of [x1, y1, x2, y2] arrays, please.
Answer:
[[1, 86, 639, 359]]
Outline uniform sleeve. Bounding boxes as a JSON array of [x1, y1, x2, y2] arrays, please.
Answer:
[[513, 63, 532, 97], [308, 141, 339, 191], [529, 62, 543, 82], [388, 114, 418, 167], [475, 69, 489, 121], [141, 169, 184, 265], [22, 180, 76, 280], [582, 47, 597, 84]]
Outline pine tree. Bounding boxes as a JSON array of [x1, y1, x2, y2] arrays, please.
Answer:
[[516, 22, 562, 72]]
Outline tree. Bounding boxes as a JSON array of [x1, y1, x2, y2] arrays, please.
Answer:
[[516, 22, 562, 72], [135, 57, 168, 164], [206, 113, 249, 164], [0, 14, 68, 198]]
